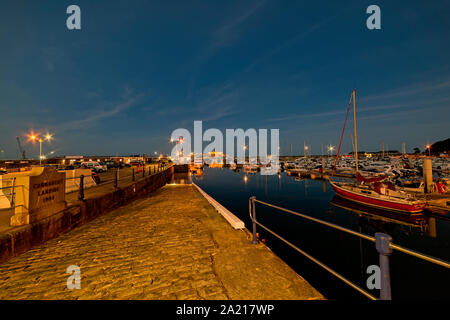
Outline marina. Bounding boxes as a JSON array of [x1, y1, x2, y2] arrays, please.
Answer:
[[1, 0, 450, 305], [192, 166, 450, 299]]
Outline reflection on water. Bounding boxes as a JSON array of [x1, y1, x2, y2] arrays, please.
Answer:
[[193, 167, 450, 299], [170, 172, 192, 185], [330, 196, 428, 229]]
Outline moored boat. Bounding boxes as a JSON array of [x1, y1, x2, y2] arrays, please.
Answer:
[[330, 180, 427, 213], [330, 90, 427, 213]]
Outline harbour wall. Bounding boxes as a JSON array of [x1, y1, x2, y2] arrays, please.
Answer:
[[0, 166, 174, 264]]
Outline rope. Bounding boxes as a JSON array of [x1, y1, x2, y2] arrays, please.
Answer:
[[331, 93, 353, 180]]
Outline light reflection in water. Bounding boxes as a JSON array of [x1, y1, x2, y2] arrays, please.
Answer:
[[192, 167, 450, 299]]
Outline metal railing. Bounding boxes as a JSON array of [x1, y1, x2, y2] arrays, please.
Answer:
[[76, 164, 172, 201], [0, 165, 173, 205], [249, 196, 450, 300], [0, 177, 16, 207]]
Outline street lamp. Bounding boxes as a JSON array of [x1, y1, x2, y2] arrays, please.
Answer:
[[29, 132, 53, 165], [426, 145, 431, 157], [327, 145, 335, 156]]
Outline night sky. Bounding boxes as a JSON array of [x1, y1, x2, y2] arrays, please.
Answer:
[[1, 0, 449, 159]]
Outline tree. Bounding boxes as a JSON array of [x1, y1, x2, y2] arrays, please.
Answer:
[[413, 147, 420, 154]]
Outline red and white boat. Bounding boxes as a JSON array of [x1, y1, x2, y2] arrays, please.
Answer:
[[330, 180, 426, 213], [330, 90, 427, 213]]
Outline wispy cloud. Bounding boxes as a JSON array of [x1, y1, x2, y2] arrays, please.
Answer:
[[194, 88, 240, 122], [361, 79, 450, 102], [209, 0, 267, 51], [192, 9, 345, 105], [270, 110, 345, 122], [183, 1, 267, 101], [58, 92, 144, 132], [269, 95, 450, 123]]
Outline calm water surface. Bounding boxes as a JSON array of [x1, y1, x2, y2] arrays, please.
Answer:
[[192, 167, 450, 300]]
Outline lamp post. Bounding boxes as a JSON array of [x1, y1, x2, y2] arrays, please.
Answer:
[[327, 145, 335, 157], [30, 133, 53, 165], [426, 145, 431, 157]]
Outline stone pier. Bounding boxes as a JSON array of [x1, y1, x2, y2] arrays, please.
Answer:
[[0, 185, 323, 300]]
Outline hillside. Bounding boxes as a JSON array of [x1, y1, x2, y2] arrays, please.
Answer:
[[430, 138, 450, 154]]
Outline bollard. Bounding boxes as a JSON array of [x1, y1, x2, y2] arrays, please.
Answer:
[[132, 168, 135, 181], [375, 232, 392, 300], [250, 196, 258, 244], [10, 177, 16, 207], [114, 169, 118, 188], [423, 158, 433, 193], [78, 175, 85, 201]]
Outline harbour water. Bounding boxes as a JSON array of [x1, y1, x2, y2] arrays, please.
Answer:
[[192, 167, 450, 300]]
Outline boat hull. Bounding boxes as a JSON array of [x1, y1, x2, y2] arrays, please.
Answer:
[[330, 181, 426, 213]]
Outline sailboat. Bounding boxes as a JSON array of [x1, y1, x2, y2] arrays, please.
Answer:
[[329, 90, 427, 213]]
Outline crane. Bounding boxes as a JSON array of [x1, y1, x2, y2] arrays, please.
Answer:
[[16, 136, 26, 160]]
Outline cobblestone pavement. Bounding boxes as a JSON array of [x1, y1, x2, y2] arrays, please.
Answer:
[[0, 185, 323, 300]]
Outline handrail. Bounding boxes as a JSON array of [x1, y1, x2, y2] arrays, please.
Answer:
[[253, 199, 376, 243], [252, 198, 450, 268], [254, 217, 378, 300], [249, 196, 450, 300]]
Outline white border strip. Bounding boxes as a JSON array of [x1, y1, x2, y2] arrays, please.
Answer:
[[193, 182, 245, 229]]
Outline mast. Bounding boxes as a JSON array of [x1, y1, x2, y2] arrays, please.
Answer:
[[352, 89, 358, 174], [350, 133, 355, 155]]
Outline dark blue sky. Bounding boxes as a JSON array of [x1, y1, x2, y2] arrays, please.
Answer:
[[1, 0, 449, 158]]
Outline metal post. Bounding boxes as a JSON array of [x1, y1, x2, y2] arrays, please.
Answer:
[[10, 177, 16, 207], [114, 169, 118, 188], [375, 232, 392, 300], [78, 175, 84, 201], [142, 165, 145, 178], [132, 168, 135, 181], [250, 196, 258, 244]]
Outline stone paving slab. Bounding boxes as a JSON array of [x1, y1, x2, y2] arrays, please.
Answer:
[[0, 185, 323, 300]]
